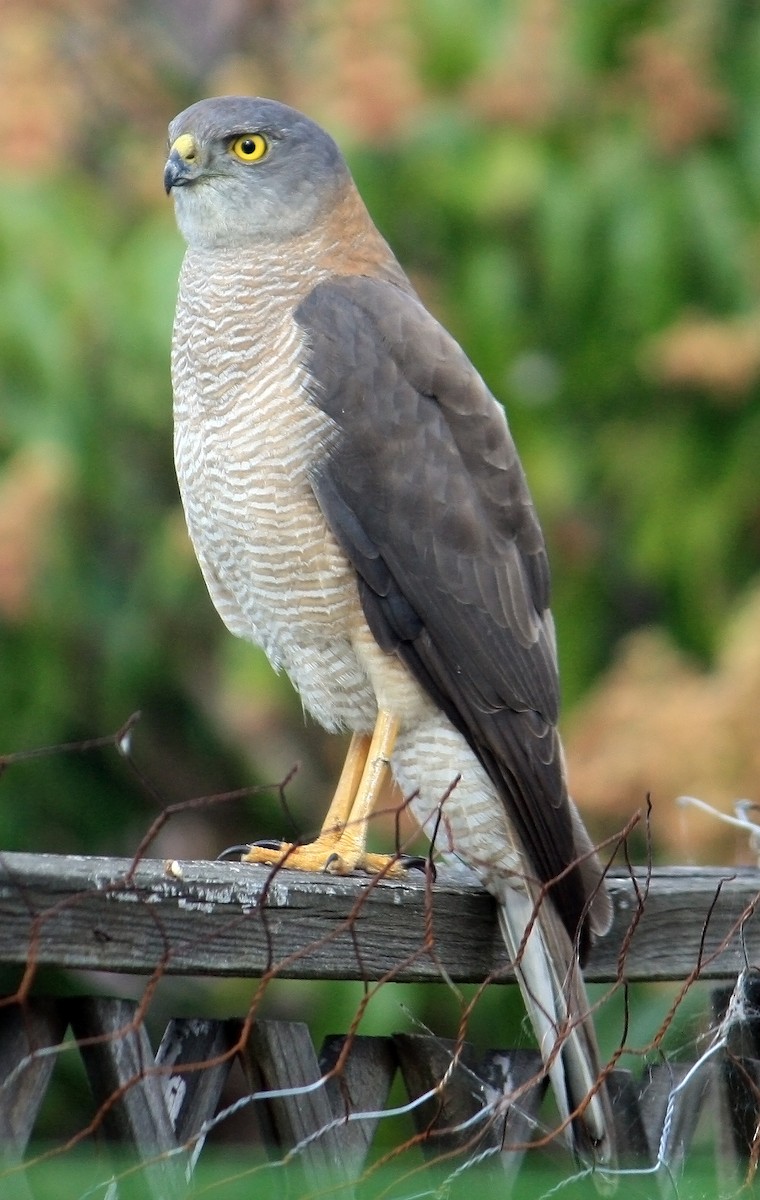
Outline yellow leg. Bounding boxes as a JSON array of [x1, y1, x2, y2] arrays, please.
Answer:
[[324, 710, 400, 873], [317, 730, 372, 838], [241, 712, 406, 876]]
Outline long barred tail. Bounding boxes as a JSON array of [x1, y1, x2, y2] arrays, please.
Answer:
[[497, 887, 617, 1188]]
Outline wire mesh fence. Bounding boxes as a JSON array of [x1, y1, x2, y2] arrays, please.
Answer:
[[1, 720, 759, 1197]]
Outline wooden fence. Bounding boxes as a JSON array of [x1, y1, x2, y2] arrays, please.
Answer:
[[0, 852, 759, 1197]]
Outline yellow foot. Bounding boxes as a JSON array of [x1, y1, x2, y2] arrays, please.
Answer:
[[238, 835, 411, 879], [218, 712, 426, 881]]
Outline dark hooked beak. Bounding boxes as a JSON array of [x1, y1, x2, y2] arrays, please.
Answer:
[[164, 150, 192, 194], [164, 134, 200, 194]]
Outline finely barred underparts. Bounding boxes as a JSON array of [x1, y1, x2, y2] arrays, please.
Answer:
[[166, 95, 616, 1182], [173, 250, 379, 732]]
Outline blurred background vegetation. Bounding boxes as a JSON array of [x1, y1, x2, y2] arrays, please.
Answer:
[[1, 0, 760, 1159]]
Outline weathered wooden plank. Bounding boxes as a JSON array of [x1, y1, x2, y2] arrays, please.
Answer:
[[319, 1033, 397, 1170], [395, 1034, 490, 1158], [639, 1059, 713, 1179], [241, 1019, 355, 1190], [0, 998, 67, 1200], [69, 997, 186, 1200], [154, 1018, 237, 1151], [607, 1069, 652, 1164], [0, 853, 757, 983], [480, 1048, 547, 1188], [395, 1035, 560, 1189], [0, 998, 67, 1155]]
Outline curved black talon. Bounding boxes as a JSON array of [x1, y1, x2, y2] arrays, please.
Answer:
[[323, 852, 340, 872], [217, 844, 253, 861], [400, 854, 431, 875], [218, 839, 292, 861]]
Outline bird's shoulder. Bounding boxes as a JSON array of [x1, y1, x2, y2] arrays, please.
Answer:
[[295, 274, 549, 614], [294, 273, 555, 717]]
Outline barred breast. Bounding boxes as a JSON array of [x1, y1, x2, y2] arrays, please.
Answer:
[[171, 247, 377, 733]]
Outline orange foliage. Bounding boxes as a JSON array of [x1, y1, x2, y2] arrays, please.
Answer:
[[295, 0, 424, 140], [2, 0, 175, 180], [466, 0, 570, 129], [0, 444, 71, 621], [565, 584, 760, 863], [644, 314, 760, 400], [624, 30, 730, 155]]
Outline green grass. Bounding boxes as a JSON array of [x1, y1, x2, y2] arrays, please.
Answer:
[[9, 1145, 729, 1200]]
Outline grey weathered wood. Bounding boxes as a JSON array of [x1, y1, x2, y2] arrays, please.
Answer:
[[319, 1034, 397, 1170], [0, 998, 67, 1155], [394, 1036, 564, 1191], [0, 853, 757, 983], [639, 1059, 713, 1180], [69, 997, 186, 1200], [607, 1069, 652, 1164], [241, 1018, 355, 1191], [638, 1062, 677, 1164], [0, 998, 67, 1200], [394, 1034, 499, 1157], [154, 1018, 237, 1149], [480, 1048, 547, 1189]]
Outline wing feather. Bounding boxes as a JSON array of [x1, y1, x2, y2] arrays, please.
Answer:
[[296, 276, 595, 956]]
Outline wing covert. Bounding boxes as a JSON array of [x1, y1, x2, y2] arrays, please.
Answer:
[[296, 275, 591, 953]]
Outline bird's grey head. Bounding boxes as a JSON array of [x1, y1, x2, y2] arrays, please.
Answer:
[[164, 96, 352, 250]]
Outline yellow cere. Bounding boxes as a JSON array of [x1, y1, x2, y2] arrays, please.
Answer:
[[171, 134, 198, 162], [230, 134, 268, 162]]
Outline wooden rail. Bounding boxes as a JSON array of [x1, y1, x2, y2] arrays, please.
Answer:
[[0, 852, 757, 982], [2, 853, 760, 1197]]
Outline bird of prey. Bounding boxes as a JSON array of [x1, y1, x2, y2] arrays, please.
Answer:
[[164, 96, 615, 1174]]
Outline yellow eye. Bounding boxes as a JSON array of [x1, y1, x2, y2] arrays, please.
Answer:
[[230, 134, 268, 162]]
